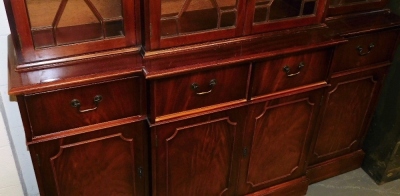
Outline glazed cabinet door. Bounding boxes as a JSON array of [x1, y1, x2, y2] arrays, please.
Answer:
[[309, 67, 388, 165], [29, 121, 148, 196], [151, 107, 246, 196], [244, 0, 328, 35], [5, 0, 140, 63], [145, 0, 247, 49], [237, 90, 323, 195]]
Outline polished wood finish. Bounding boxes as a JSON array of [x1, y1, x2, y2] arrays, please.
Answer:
[[149, 64, 250, 120], [330, 30, 399, 73], [237, 89, 323, 195], [304, 14, 400, 185], [309, 66, 388, 166], [142, 28, 344, 79], [307, 150, 365, 184], [325, 10, 400, 36], [245, 177, 308, 196], [5, 0, 400, 195], [29, 121, 148, 196], [251, 49, 331, 97], [23, 76, 144, 139], [151, 107, 246, 196]]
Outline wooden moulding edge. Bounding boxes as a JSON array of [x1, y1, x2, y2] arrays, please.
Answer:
[[250, 81, 329, 103], [245, 176, 308, 196], [15, 46, 142, 71], [144, 40, 347, 79], [150, 99, 248, 126], [306, 149, 365, 184], [331, 61, 391, 79], [8, 70, 143, 96], [27, 116, 147, 145]]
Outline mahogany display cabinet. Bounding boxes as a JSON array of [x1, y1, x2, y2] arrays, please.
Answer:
[[4, 0, 400, 195]]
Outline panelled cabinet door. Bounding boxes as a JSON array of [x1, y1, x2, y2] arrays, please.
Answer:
[[6, 0, 140, 63], [309, 67, 388, 165], [145, 0, 247, 49], [237, 90, 323, 195], [244, 0, 328, 35], [151, 107, 246, 195], [29, 122, 147, 196]]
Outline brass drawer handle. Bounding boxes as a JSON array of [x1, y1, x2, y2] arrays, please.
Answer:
[[191, 79, 217, 95], [283, 62, 305, 77], [70, 95, 103, 113], [357, 43, 375, 56]]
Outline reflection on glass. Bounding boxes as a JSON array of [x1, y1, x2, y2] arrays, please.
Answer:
[[160, 0, 237, 37], [253, 0, 317, 23], [26, 0, 124, 48]]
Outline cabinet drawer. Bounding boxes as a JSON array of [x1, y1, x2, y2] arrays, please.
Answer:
[[251, 50, 330, 97], [25, 76, 143, 137], [150, 64, 250, 119], [331, 30, 399, 73]]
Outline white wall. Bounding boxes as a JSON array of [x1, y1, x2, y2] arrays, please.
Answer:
[[0, 108, 24, 196], [0, 2, 39, 196]]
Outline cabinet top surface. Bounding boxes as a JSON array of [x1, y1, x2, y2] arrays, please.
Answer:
[[7, 10, 400, 95]]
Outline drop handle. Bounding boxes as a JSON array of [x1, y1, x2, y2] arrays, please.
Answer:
[[70, 95, 103, 113], [283, 62, 305, 77], [357, 43, 375, 56], [191, 79, 217, 95]]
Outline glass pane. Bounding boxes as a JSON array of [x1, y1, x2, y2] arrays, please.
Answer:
[[254, 6, 268, 23], [269, 0, 302, 20], [254, 0, 319, 23], [105, 20, 124, 37], [26, 0, 124, 48], [221, 11, 236, 27], [91, 0, 124, 38], [91, 0, 122, 19], [303, 1, 316, 15], [160, 0, 237, 37], [57, 0, 102, 45]]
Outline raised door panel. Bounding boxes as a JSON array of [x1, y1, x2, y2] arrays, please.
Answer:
[[237, 90, 322, 195], [29, 121, 147, 196], [309, 67, 387, 165], [152, 108, 246, 195]]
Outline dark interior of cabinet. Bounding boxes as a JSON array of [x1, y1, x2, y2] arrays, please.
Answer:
[[253, 0, 316, 23]]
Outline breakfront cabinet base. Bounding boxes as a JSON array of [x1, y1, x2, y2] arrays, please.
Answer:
[[4, 1, 400, 195], [307, 150, 365, 184]]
